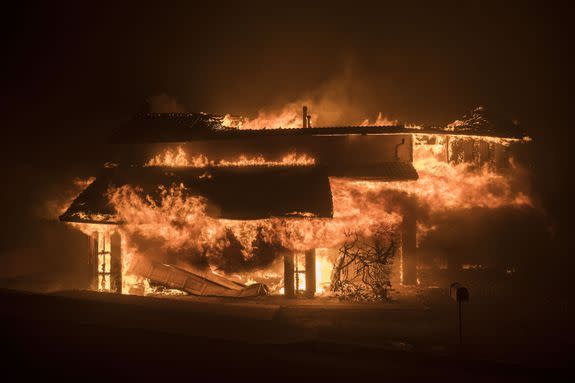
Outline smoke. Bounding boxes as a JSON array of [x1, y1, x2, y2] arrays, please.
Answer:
[[48, 68, 547, 289], [419, 206, 551, 268], [148, 66, 400, 128], [38, 177, 95, 221], [238, 67, 399, 128], [147, 93, 186, 113], [106, 137, 542, 286], [0, 160, 97, 289]]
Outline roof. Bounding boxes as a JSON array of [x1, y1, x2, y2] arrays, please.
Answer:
[[59, 166, 334, 224], [110, 113, 407, 143], [110, 113, 527, 143]]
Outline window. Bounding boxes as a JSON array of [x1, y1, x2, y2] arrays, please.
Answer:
[[97, 231, 112, 292]]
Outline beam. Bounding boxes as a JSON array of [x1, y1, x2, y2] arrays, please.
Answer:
[[110, 231, 122, 294], [283, 252, 295, 298], [305, 249, 316, 298], [401, 197, 418, 285], [89, 232, 98, 290]]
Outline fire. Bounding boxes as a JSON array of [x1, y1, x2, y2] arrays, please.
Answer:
[[109, 182, 400, 258], [223, 109, 400, 130], [222, 101, 314, 129], [146, 146, 191, 167], [69, 131, 533, 297], [94, 171, 404, 296], [63, 101, 535, 298], [315, 249, 335, 294], [359, 112, 398, 126], [146, 147, 315, 168], [409, 135, 532, 212]]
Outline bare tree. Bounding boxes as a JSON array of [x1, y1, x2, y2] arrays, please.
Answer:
[[331, 227, 397, 301]]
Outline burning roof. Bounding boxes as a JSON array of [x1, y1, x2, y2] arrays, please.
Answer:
[[59, 166, 334, 224], [446, 106, 524, 136], [110, 111, 527, 144], [111, 112, 409, 143], [55, 104, 536, 299]]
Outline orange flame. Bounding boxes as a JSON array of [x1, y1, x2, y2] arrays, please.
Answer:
[[222, 101, 313, 130], [146, 147, 315, 168], [67, 127, 533, 296], [359, 112, 398, 126]]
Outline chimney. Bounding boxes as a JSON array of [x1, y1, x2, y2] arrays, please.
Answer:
[[302, 106, 308, 128]]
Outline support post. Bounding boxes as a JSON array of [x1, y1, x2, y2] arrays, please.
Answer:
[[305, 249, 316, 298], [283, 251, 295, 298], [401, 197, 418, 285], [110, 231, 122, 294], [88, 232, 98, 290]]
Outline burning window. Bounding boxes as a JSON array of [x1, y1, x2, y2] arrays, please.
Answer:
[[293, 253, 307, 293], [88, 230, 122, 294], [97, 231, 112, 291]]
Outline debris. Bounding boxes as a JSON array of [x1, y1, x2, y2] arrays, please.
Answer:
[[129, 256, 268, 298]]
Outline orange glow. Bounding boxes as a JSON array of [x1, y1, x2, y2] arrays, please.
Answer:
[[72, 131, 531, 296], [146, 147, 315, 168], [222, 101, 313, 129], [66, 119, 533, 296], [359, 113, 398, 126]]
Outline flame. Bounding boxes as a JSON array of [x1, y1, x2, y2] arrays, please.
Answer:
[[73, 132, 532, 296], [408, 135, 532, 212], [359, 112, 398, 126], [222, 101, 314, 130], [146, 148, 315, 168], [146, 146, 194, 167], [67, 120, 534, 297], [222, 108, 399, 130]]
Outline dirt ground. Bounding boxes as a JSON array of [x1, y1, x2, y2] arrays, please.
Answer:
[[1, 286, 573, 380]]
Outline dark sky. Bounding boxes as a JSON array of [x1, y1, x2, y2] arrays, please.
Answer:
[[0, 2, 573, 281], [3, 3, 572, 130]]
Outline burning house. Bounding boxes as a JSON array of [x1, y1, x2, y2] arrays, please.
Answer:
[[59, 106, 530, 300]]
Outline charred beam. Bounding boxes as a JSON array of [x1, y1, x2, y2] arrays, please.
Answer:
[[283, 252, 295, 298], [110, 231, 122, 294], [89, 232, 98, 290], [401, 197, 418, 285], [305, 249, 316, 298]]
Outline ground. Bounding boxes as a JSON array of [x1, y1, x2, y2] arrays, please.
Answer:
[[1, 286, 573, 380]]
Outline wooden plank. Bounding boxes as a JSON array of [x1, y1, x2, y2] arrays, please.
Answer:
[[129, 256, 266, 298], [171, 263, 243, 291]]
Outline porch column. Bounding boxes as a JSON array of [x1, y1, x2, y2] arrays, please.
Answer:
[[283, 251, 295, 298], [88, 232, 98, 290], [401, 197, 418, 285], [110, 231, 122, 294], [305, 249, 316, 298]]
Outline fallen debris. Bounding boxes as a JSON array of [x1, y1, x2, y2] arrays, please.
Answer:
[[130, 256, 268, 298]]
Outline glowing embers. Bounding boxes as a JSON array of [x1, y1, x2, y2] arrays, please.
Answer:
[[146, 146, 315, 168]]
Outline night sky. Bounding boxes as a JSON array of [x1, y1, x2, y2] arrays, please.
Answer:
[[1, 3, 573, 288]]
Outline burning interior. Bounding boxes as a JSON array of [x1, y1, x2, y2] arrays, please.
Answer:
[[59, 107, 531, 300]]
